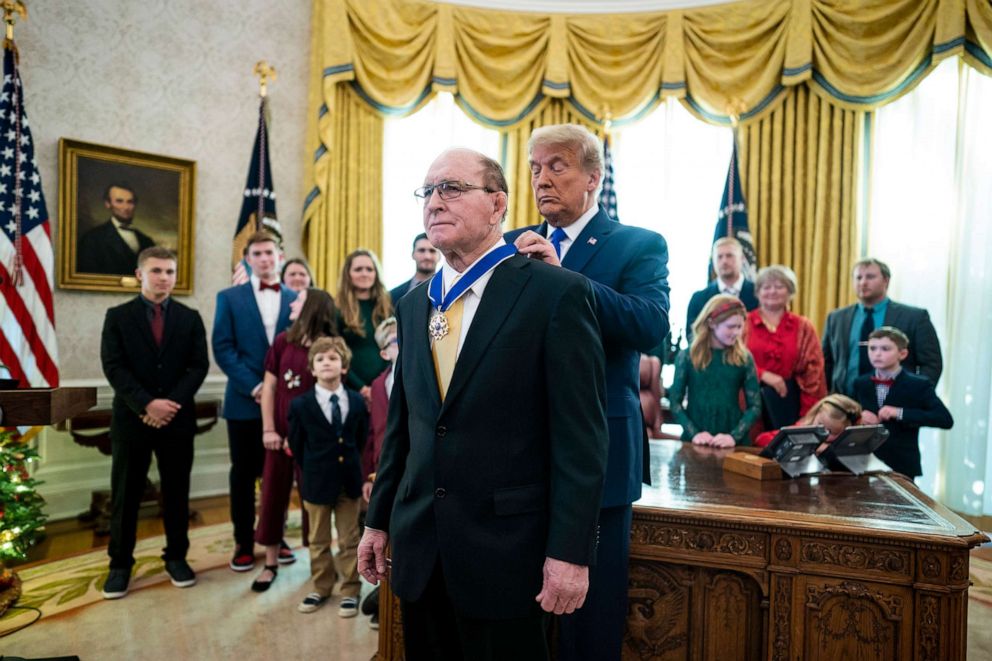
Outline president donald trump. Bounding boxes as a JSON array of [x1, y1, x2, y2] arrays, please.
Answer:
[[358, 148, 609, 660]]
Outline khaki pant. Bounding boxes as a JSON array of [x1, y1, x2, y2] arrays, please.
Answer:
[[303, 493, 361, 598]]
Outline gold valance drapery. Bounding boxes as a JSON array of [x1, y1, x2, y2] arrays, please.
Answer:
[[303, 0, 992, 291]]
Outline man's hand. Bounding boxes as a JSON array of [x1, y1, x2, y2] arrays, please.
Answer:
[[144, 399, 180, 426], [535, 557, 588, 615], [760, 371, 788, 397], [252, 383, 263, 404], [357, 528, 390, 585], [878, 405, 902, 422], [141, 413, 164, 428], [861, 410, 880, 425], [362, 480, 374, 503], [513, 231, 561, 267]]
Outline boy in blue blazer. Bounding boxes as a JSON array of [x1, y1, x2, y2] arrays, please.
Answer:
[[289, 336, 369, 617], [212, 231, 296, 571], [854, 327, 953, 479]]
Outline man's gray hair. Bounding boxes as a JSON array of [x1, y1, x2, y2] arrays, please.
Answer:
[[528, 124, 603, 174]]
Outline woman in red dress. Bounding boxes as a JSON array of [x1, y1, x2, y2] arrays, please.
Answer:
[[251, 288, 338, 592], [744, 265, 827, 432]]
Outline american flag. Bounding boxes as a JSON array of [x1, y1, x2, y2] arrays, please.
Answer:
[[231, 96, 280, 285], [0, 45, 58, 389], [599, 132, 619, 221], [709, 141, 757, 282]]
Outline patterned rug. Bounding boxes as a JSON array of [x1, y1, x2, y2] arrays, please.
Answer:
[[970, 552, 992, 610], [1, 515, 303, 633]]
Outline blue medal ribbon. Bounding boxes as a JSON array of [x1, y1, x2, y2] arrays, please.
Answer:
[[428, 243, 517, 311]]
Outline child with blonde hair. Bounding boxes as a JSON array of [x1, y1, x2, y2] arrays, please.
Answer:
[[669, 295, 761, 448], [755, 393, 862, 448]]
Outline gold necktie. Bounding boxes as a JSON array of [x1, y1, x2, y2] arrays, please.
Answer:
[[432, 296, 465, 400]]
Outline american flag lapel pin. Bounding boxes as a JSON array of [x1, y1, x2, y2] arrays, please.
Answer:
[[588, 237, 597, 245]]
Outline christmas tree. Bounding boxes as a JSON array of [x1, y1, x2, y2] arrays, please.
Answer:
[[0, 429, 47, 564]]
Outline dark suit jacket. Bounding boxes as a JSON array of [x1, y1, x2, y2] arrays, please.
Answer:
[[853, 371, 953, 478], [288, 387, 369, 504], [823, 300, 943, 395], [78, 220, 155, 275], [100, 297, 209, 440], [365, 254, 609, 619], [505, 208, 669, 506], [389, 278, 416, 308], [212, 282, 295, 420], [685, 279, 759, 340]]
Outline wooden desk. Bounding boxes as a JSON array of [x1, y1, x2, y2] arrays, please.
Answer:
[[627, 440, 988, 660], [376, 440, 988, 660]]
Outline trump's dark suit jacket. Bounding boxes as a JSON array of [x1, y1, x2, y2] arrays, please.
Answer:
[[100, 297, 209, 440], [365, 254, 609, 619], [506, 208, 670, 506], [78, 220, 156, 275], [853, 370, 953, 478], [823, 300, 943, 395]]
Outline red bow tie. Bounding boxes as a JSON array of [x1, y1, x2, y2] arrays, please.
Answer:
[[871, 376, 895, 387], [259, 281, 280, 293]]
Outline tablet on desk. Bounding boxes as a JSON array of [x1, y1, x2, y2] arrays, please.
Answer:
[[819, 425, 891, 475], [758, 426, 828, 477]]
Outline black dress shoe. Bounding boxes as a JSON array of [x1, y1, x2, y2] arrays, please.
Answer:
[[251, 565, 279, 592]]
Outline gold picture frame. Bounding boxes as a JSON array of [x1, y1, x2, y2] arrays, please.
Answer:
[[58, 138, 196, 293]]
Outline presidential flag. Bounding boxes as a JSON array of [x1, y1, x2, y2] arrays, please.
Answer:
[[599, 133, 618, 221], [0, 44, 58, 389], [709, 141, 757, 281], [231, 96, 281, 284]]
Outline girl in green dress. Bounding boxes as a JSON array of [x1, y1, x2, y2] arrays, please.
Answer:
[[670, 294, 761, 447]]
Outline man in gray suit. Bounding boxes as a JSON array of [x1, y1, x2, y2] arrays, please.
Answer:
[[822, 257, 943, 396]]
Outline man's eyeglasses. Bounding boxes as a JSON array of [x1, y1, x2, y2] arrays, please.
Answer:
[[414, 180, 495, 202]]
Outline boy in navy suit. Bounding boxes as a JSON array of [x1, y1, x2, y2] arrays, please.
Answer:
[[289, 336, 369, 616], [854, 327, 953, 479]]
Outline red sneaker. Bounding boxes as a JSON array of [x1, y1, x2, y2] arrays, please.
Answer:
[[230, 549, 255, 572], [278, 540, 296, 565]]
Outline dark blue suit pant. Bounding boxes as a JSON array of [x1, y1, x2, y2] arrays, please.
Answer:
[[226, 418, 265, 551], [558, 503, 632, 661]]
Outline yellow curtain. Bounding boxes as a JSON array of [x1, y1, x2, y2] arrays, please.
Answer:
[[301, 83, 383, 291], [500, 100, 602, 232], [737, 84, 862, 333], [303, 0, 992, 302]]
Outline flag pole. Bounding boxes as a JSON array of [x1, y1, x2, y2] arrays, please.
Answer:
[[725, 98, 745, 238], [2, 1, 26, 47], [253, 61, 275, 233]]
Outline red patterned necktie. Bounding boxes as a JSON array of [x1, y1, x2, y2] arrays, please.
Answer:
[[259, 281, 280, 292], [151, 303, 164, 346], [870, 376, 895, 387]]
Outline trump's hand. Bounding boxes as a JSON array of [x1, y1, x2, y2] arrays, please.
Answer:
[[535, 557, 588, 615], [513, 231, 561, 267], [357, 527, 390, 585]]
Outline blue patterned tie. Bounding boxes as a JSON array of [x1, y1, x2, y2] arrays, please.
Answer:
[[549, 227, 568, 258]]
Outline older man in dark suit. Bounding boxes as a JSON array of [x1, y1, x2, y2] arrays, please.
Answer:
[[99, 246, 208, 599], [359, 148, 608, 660], [78, 183, 156, 275], [507, 124, 670, 661], [822, 257, 943, 396]]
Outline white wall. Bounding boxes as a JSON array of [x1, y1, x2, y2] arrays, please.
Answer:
[[14, 0, 313, 519]]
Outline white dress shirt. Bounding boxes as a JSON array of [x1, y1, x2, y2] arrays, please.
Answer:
[[111, 217, 141, 254], [546, 204, 598, 262], [719, 274, 746, 297], [439, 238, 509, 357], [315, 382, 349, 426], [250, 274, 280, 344]]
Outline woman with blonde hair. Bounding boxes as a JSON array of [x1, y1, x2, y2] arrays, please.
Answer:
[[669, 295, 762, 448], [337, 249, 393, 403], [744, 265, 827, 430]]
